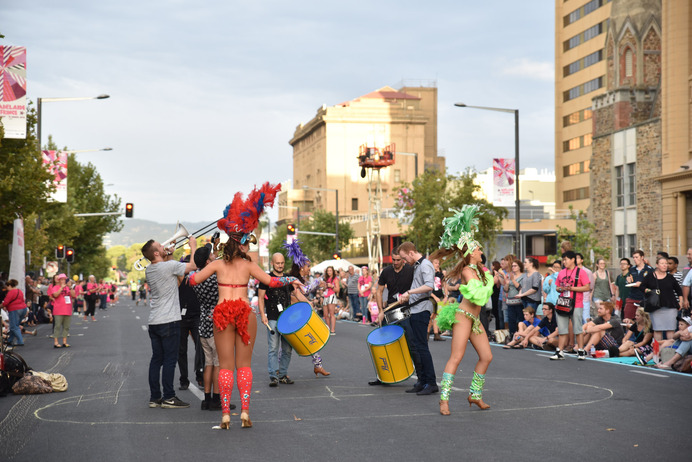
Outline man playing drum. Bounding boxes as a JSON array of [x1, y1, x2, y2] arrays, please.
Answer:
[[371, 246, 418, 387]]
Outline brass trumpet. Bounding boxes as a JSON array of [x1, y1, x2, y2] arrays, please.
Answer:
[[132, 219, 221, 271]]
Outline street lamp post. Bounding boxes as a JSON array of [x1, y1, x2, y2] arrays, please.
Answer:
[[37, 94, 110, 149], [396, 151, 419, 178], [454, 103, 521, 258], [302, 185, 339, 252]]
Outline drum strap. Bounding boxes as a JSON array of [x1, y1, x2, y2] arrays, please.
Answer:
[[405, 296, 430, 309]]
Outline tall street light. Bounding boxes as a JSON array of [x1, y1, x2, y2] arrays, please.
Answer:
[[37, 94, 110, 150], [454, 103, 521, 258], [302, 185, 339, 252]]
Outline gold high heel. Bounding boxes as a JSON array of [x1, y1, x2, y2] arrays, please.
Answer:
[[467, 395, 490, 410], [240, 411, 252, 428], [439, 400, 451, 416], [314, 366, 331, 377], [219, 414, 231, 429]]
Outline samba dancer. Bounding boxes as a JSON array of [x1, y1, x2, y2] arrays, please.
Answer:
[[284, 240, 331, 377], [189, 183, 303, 429], [431, 205, 494, 415]]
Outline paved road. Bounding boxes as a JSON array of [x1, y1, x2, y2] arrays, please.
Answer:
[[1, 296, 690, 461]]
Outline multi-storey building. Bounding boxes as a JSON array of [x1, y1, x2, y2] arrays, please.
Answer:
[[555, 0, 613, 212]]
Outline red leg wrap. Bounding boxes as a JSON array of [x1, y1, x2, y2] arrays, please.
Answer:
[[237, 367, 252, 411], [219, 368, 234, 414]]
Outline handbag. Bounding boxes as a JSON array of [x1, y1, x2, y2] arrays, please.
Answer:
[[642, 276, 661, 313], [555, 268, 580, 317]]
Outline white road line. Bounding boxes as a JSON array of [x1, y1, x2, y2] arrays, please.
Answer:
[[135, 316, 140, 320], [325, 386, 341, 401], [630, 370, 668, 378], [188, 384, 204, 401], [141, 325, 147, 331]]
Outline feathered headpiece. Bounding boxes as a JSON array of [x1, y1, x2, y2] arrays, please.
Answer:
[[282, 239, 310, 268], [217, 182, 281, 244], [439, 204, 482, 257]]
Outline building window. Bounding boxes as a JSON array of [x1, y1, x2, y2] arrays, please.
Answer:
[[564, 50, 603, 77], [352, 198, 358, 211], [563, 135, 593, 152], [563, 108, 593, 127], [627, 234, 637, 256], [563, 187, 590, 202], [564, 21, 606, 52], [625, 48, 633, 77], [394, 169, 401, 183], [615, 165, 624, 207], [564, 77, 604, 102], [627, 163, 636, 206], [563, 0, 608, 27], [563, 160, 591, 177], [616, 235, 625, 259]]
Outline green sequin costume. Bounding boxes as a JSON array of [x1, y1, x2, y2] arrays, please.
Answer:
[[436, 268, 494, 335]]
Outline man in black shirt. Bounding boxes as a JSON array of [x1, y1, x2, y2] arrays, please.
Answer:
[[370, 247, 419, 386], [258, 253, 294, 387], [178, 256, 204, 390]]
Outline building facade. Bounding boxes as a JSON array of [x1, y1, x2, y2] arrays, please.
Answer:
[[555, 0, 613, 212]]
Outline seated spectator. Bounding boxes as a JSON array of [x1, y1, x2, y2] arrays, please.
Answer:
[[619, 307, 653, 359], [528, 303, 559, 350], [583, 301, 625, 354], [503, 306, 540, 349], [655, 316, 692, 370]]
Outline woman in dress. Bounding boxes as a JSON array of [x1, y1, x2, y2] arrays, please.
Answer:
[[284, 240, 330, 377], [190, 183, 302, 429], [641, 256, 683, 342], [432, 205, 494, 416], [323, 266, 340, 335], [591, 258, 614, 318]]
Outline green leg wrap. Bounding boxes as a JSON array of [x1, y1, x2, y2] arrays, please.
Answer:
[[469, 371, 486, 400], [440, 372, 455, 401]]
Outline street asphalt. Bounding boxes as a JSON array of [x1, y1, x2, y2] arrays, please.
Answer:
[[1, 295, 690, 461]]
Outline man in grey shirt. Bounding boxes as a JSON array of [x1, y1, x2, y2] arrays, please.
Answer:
[[141, 238, 197, 409], [346, 266, 361, 320], [398, 241, 438, 395]]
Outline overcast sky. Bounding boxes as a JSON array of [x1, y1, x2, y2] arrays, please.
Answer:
[[4, 0, 554, 225]]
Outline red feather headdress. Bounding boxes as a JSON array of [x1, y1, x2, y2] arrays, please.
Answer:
[[217, 182, 281, 240]]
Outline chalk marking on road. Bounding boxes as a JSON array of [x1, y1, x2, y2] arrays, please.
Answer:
[[141, 325, 147, 331], [188, 384, 204, 401], [113, 380, 125, 405], [135, 316, 140, 320], [103, 363, 111, 374], [76, 394, 83, 407], [325, 386, 341, 401], [630, 370, 668, 378]]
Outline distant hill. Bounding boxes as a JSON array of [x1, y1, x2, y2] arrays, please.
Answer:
[[104, 218, 218, 248]]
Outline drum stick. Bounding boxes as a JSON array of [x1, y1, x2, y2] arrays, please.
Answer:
[[382, 301, 402, 313], [263, 320, 275, 335]]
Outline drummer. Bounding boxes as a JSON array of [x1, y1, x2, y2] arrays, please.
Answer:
[[370, 246, 417, 387]]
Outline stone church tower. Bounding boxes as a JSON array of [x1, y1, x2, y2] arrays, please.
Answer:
[[591, 0, 662, 264]]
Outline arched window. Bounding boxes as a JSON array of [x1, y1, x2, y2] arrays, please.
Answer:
[[625, 48, 633, 77]]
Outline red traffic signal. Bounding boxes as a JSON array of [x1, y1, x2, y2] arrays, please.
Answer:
[[56, 245, 65, 259], [66, 248, 75, 263], [332, 252, 341, 260], [287, 223, 296, 235], [125, 203, 134, 218]]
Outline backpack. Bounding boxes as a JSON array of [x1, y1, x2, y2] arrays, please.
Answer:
[[0, 351, 31, 394]]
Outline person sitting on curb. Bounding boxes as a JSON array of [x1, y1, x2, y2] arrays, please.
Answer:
[[582, 301, 625, 356], [528, 302, 559, 350], [503, 306, 541, 349], [618, 307, 653, 359], [637, 316, 692, 367]]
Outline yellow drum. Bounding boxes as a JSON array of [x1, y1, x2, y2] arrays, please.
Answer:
[[367, 325, 414, 384], [276, 302, 330, 356]]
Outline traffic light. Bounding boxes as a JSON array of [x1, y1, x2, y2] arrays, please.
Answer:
[[332, 251, 341, 260], [287, 223, 296, 235], [125, 203, 134, 218], [56, 245, 65, 259], [66, 248, 75, 263]]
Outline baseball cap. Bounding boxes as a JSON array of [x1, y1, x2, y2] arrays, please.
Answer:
[[194, 244, 213, 269]]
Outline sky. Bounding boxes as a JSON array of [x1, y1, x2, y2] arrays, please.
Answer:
[[3, 0, 555, 226]]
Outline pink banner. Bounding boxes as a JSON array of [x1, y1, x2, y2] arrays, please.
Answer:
[[493, 158, 515, 207], [0, 46, 27, 139], [42, 150, 68, 202]]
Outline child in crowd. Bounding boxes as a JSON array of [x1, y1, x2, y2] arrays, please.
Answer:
[[503, 306, 541, 349]]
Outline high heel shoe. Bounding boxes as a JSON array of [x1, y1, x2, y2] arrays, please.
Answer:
[[240, 411, 252, 428], [219, 414, 231, 429], [467, 395, 490, 410], [439, 400, 450, 416], [314, 366, 331, 377]]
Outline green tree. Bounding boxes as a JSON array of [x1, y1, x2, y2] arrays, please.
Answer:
[[394, 168, 507, 255], [549, 206, 610, 267]]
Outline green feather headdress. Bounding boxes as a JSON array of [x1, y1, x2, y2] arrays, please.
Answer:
[[439, 204, 482, 257]]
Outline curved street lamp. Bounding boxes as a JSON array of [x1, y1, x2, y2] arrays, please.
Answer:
[[37, 94, 110, 149]]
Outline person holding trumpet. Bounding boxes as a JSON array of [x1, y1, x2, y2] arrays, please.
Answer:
[[189, 182, 303, 430]]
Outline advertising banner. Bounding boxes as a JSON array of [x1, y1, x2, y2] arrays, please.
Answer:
[[8, 218, 26, 295], [0, 46, 27, 139], [42, 150, 68, 202], [492, 158, 515, 207]]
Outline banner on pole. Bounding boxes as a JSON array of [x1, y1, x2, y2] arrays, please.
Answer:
[[492, 158, 515, 207], [42, 150, 68, 202], [8, 218, 26, 295], [0, 46, 27, 139]]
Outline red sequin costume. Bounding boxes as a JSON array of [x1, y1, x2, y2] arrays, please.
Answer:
[[213, 298, 252, 345]]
